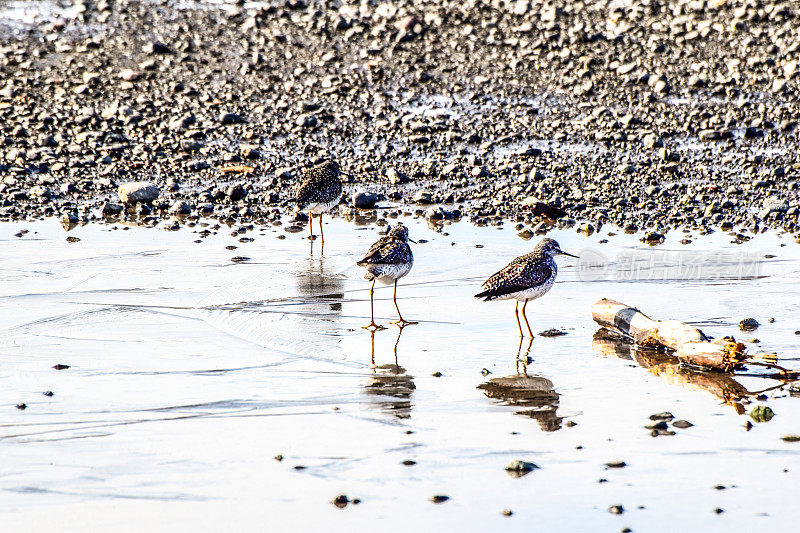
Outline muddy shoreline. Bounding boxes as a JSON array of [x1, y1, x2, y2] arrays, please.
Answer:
[[0, 0, 799, 240]]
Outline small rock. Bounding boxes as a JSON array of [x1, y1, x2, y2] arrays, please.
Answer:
[[430, 495, 450, 504], [144, 41, 172, 54], [605, 461, 627, 468], [739, 318, 759, 331], [781, 434, 800, 442], [672, 420, 694, 429], [102, 202, 124, 216], [505, 460, 539, 478], [413, 190, 432, 204], [16, 403, 27, 410], [353, 191, 379, 209], [219, 112, 246, 125], [649, 412, 674, 421], [169, 201, 191, 215], [296, 114, 318, 128], [118, 182, 160, 204], [387, 168, 409, 185], [608, 505, 624, 515], [539, 328, 567, 337], [750, 405, 774, 423], [332, 494, 349, 508]]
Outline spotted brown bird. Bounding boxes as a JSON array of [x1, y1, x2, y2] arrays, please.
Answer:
[[475, 238, 577, 337], [357, 224, 416, 330], [294, 160, 343, 243]]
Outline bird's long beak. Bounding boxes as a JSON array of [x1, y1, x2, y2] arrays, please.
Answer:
[[409, 239, 418, 244], [559, 250, 579, 258]]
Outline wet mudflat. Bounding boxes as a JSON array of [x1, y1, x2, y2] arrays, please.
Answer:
[[2, 216, 800, 531]]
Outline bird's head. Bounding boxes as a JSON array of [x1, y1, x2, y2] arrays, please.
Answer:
[[325, 160, 340, 174], [387, 224, 413, 243], [535, 238, 577, 258]]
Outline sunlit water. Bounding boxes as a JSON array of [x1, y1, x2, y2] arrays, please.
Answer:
[[1, 215, 800, 531]]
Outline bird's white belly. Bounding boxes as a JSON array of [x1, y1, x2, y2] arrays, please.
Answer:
[[376, 262, 412, 284], [306, 199, 338, 214], [494, 280, 554, 302]]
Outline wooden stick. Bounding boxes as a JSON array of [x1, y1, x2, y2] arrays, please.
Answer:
[[591, 299, 747, 372]]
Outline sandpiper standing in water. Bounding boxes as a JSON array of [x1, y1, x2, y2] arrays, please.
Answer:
[[294, 160, 343, 244], [475, 238, 577, 337], [357, 224, 416, 330]]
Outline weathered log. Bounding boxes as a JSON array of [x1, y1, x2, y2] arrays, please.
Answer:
[[591, 299, 747, 372]]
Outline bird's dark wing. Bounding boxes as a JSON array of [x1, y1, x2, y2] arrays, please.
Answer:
[[474, 255, 552, 300], [294, 179, 316, 208], [357, 238, 411, 266]]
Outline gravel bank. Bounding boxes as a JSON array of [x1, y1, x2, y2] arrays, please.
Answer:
[[0, 0, 798, 240]]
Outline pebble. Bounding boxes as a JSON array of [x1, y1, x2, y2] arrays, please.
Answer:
[[353, 191, 379, 209], [118, 182, 160, 204]]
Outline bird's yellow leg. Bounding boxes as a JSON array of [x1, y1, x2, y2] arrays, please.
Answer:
[[319, 214, 324, 243], [522, 300, 534, 337], [308, 215, 314, 240], [391, 279, 417, 326], [514, 301, 523, 337], [363, 279, 386, 331]]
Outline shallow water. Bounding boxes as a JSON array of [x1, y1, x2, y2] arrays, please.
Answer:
[[1, 215, 800, 531]]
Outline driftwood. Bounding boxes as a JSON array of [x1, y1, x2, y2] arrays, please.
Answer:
[[592, 299, 748, 372]]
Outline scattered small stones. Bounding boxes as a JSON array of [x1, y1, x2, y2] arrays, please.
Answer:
[[605, 461, 627, 469], [16, 403, 27, 410], [781, 435, 800, 443], [430, 495, 450, 504], [649, 412, 674, 421], [608, 505, 624, 515], [673, 420, 694, 429], [231, 256, 250, 263], [52, 364, 70, 370], [402, 460, 416, 466], [502, 509, 513, 517]]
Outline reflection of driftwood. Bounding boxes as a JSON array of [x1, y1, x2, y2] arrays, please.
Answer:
[[592, 299, 747, 371], [592, 332, 781, 414]]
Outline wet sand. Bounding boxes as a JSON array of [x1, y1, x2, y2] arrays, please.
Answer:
[[2, 216, 800, 531]]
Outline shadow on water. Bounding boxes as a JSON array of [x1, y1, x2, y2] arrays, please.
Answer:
[[592, 329, 799, 414], [363, 327, 416, 421], [477, 338, 563, 432]]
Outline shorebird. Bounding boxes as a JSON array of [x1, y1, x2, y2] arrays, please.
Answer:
[[475, 238, 577, 337], [357, 224, 416, 330], [294, 160, 343, 243]]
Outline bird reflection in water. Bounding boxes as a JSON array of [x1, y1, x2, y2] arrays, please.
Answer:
[[363, 326, 416, 420], [478, 338, 563, 432], [295, 254, 345, 314]]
